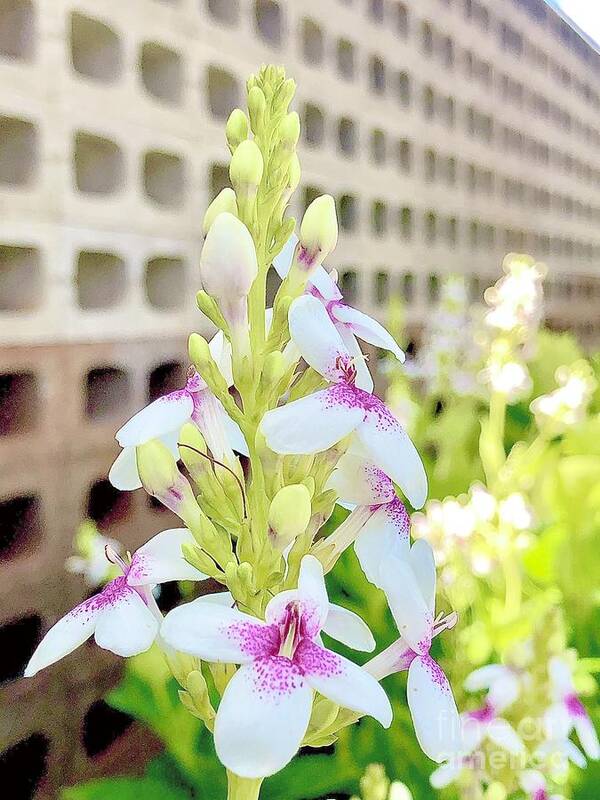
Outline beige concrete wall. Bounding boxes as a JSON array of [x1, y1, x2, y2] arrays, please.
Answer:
[[1, 0, 600, 795]]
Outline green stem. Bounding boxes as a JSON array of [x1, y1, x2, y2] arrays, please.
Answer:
[[503, 552, 522, 619], [227, 772, 263, 800]]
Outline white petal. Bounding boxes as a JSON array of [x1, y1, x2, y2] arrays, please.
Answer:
[[486, 718, 525, 755], [429, 760, 463, 789], [464, 664, 510, 692], [108, 447, 142, 491], [336, 325, 374, 393], [94, 584, 159, 656], [296, 639, 392, 727], [520, 770, 546, 794], [328, 450, 395, 506], [222, 411, 249, 456], [298, 555, 329, 628], [127, 528, 207, 586], [272, 232, 297, 278], [288, 295, 351, 381], [209, 330, 233, 387], [330, 303, 405, 363], [408, 540, 437, 615], [116, 391, 193, 447], [548, 656, 575, 696], [460, 714, 486, 754], [379, 556, 432, 654], [260, 387, 363, 454], [544, 704, 573, 740], [355, 394, 428, 509], [535, 737, 587, 769], [407, 655, 462, 762], [214, 657, 312, 778], [24, 597, 101, 677], [161, 598, 278, 663], [487, 673, 521, 713], [354, 500, 410, 586], [309, 266, 342, 302], [574, 713, 600, 760], [322, 603, 375, 652]]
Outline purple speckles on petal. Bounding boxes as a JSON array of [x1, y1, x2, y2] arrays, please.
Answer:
[[126, 554, 151, 585], [383, 498, 410, 539], [364, 462, 395, 504], [294, 638, 344, 679], [565, 692, 588, 719], [467, 701, 496, 724], [250, 656, 306, 700], [321, 382, 364, 413], [418, 654, 451, 692], [225, 621, 280, 659]]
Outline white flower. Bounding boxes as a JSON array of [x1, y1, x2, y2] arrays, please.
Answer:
[[480, 358, 532, 400], [464, 663, 522, 711], [498, 493, 533, 530], [367, 540, 461, 762], [531, 361, 597, 431], [161, 555, 391, 778], [519, 769, 565, 800], [484, 256, 545, 337], [544, 656, 600, 761], [326, 442, 410, 582], [109, 331, 247, 491], [25, 530, 206, 676], [260, 295, 427, 509], [65, 524, 122, 587], [274, 234, 405, 393]]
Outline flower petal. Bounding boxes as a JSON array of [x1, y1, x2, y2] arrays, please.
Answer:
[[544, 703, 572, 741], [486, 718, 525, 755], [430, 760, 463, 789], [328, 450, 395, 506], [127, 528, 207, 586], [336, 325, 374, 393], [161, 598, 278, 663], [309, 266, 342, 302], [329, 303, 405, 363], [260, 386, 363, 455], [222, 411, 249, 456], [272, 233, 297, 278], [209, 330, 233, 387], [464, 664, 510, 692], [214, 657, 312, 778], [108, 446, 142, 491], [298, 555, 329, 629], [116, 391, 193, 447], [24, 597, 101, 677], [354, 391, 428, 509], [379, 556, 433, 654], [573, 712, 600, 760], [288, 295, 351, 382], [520, 770, 546, 794], [408, 539, 437, 615], [407, 655, 462, 762], [295, 639, 392, 727], [322, 603, 375, 652], [354, 499, 410, 586], [93, 583, 159, 657], [548, 656, 575, 696]]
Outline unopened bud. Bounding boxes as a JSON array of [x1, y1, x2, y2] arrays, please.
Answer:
[[226, 108, 249, 151], [230, 140, 263, 198], [287, 153, 301, 193], [200, 212, 258, 301], [268, 484, 312, 550], [299, 194, 338, 272], [248, 86, 266, 132], [202, 188, 238, 235], [280, 78, 296, 110], [279, 112, 300, 150]]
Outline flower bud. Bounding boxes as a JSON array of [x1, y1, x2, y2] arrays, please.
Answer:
[[225, 108, 249, 151], [279, 112, 300, 150], [268, 484, 312, 550], [248, 86, 266, 133], [299, 195, 338, 271], [200, 212, 258, 301], [287, 153, 301, 193], [229, 140, 264, 199], [202, 188, 238, 235]]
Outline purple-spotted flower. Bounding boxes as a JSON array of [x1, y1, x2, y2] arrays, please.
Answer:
[[519, 770, 565, 800], [25, 529, 206, 677], [366, 540, 461, 762], [109, 332, 247, 491], [461, 700, 524, 758], [274, 234, 404, 392], [464, 663, 522, 713], [161, 555, 392, 778], [323, 443, 410, 582], [544, 656, 600, 761], [260, 295, 427, 509]]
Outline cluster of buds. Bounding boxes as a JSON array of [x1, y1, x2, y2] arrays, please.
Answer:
[[347, 764, 413, 800], [23, 67, 460, 799], [530, 360, 598, 434]]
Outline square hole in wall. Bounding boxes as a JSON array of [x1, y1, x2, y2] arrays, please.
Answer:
[[0, 733, 49, 798], [0, 494, 42, 561], [209, 162, 229, 198], [0, 613, 42, 683], [0, 0, 35, 60], [143, 151, 185, 207], [87, 478, 132, 529], [76, 251, 126, 309], [206, 66, 240, 120], [82, 700, 134, 758], [85, 367, 130, 419], [74, 132, 124, 195], [0, 372, 38, 435], [0, 116, 37, 186], [0, 245, 41, 311], [144, 257, 185, 309], [148, 361, 186, 400], [206, 0, 240, 26], [70, 12, 122, 83], [255, 0, 282, 47], [140, 42, 182, 104]]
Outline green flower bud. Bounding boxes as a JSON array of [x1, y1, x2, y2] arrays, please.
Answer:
[[229, 139, 264, 196], [225, 108, 249, 151], [189, 333, 212, 372], [299, 194, 338, 271], [268, 484, 312, 550], [279, 112, 300, 150], [287, 153, 301, 192], [248, 86, 266, 133], [202, 188, 238, 235]]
